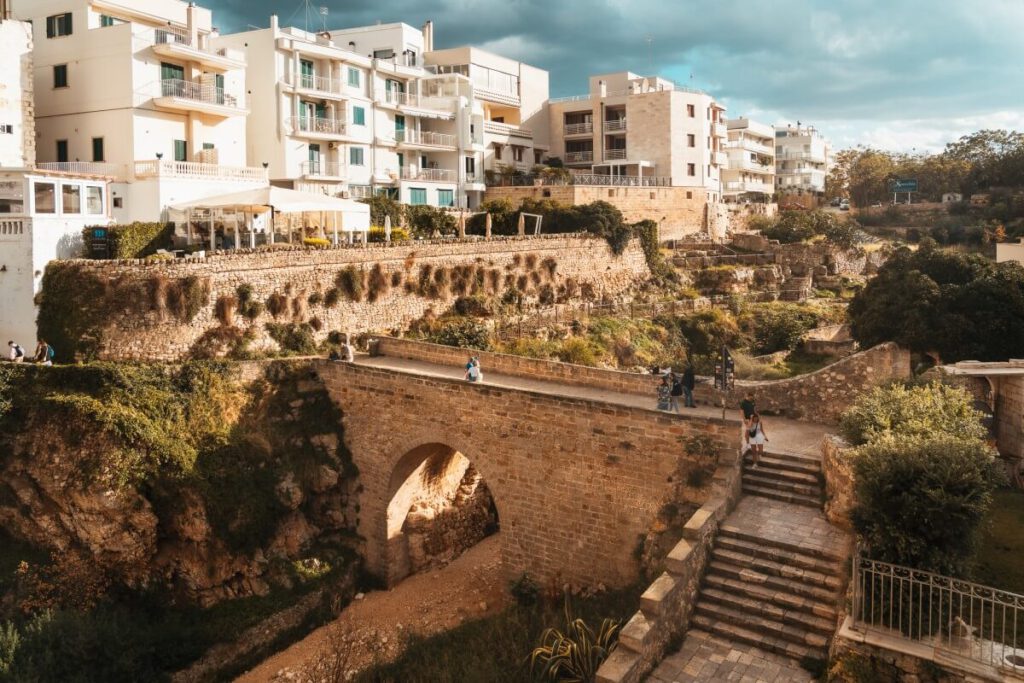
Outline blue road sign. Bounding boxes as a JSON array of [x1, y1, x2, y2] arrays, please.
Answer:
[[893, 179, 918, 192]]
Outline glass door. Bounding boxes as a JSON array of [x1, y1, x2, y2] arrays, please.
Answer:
[[395, 114, 405, 142], [308, 143, 321, 175], [300, 59, 314, 89]]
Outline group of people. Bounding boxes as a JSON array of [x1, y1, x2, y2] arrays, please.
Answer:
[[740, 392, 768, 466], [655, 365, 697, 413], [464, 356, 483, 382], [7, 339, 54, 366]]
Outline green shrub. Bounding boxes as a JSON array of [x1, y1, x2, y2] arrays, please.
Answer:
[[84, 222, 173, 259], [359, 194, 402, 228], [743, 302, 821, 355], [509, 573, 540, 607], [404, 205, 457, 238], [335, 266, 365, 302], [302, 237, 331, 248], [556, 337, 600, 366], [236, 284, 263, 320], [839, 381, 988, 446], [367, 225, 410, 242], [425, 319, 491, 350], [265, 322, 317, 355]]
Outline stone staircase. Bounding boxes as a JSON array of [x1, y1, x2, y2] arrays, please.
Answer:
[[741, 450, 824, 508]]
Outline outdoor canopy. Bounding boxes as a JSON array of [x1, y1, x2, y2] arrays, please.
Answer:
[[169, 186, 370, 232]]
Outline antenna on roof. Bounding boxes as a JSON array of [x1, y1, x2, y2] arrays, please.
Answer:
[[644, 35, 653, 74]]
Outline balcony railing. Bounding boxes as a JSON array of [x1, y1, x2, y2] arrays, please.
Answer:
[[36, 162, 125, 178], [564, 121, 593, 135], [401, 167, 456, 182], [133, 160, 268, 182], [287, 73, 343, 96], [154, 26, 190, 46], [301, 161, 345, 177], [604, 149, 628, 161], [396, 130, 457, 148], [159, 79, 244, 109], [604, 118, 627, 132], [852, 554, 1024, 675], [564, 150, 594, 163], [488, 173, 672, 188], [287, 116, 347, 137], [483, 120, 533, 139], [724, 181, 774, 194]]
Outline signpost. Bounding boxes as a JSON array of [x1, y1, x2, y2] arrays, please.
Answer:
[[892, 178, 918, 205], [89, 227, 110, 259]]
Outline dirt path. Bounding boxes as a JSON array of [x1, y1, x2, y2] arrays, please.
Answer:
[[235, 535, 506, 682]]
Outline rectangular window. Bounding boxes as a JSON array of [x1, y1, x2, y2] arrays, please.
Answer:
[[300, 59, 314, 88], [56, 139, 69, 162], [686, 191, 693, 199], [687, 104, 695, 117], [438, 189, 454, 207], [0, 125, 12, 134], [202, 142, 215, 150], [349, 147, 364, 166], [406, 50, 417, 67], [174, 139, 187, 162], [91, 137, 104, 162], [394, 114, 405, 134], [353, 106, 366, 126], [45, 13, 73, 38], [34, 182, 56, 214], [86, 186, 104, 214], [465, 156, 476, 175], [347, 67, 360, 87], [687, 163, 696, 176], [113, 196, 123, 209], [53, 64, 68, 88], [61, 183, 82, 214], [512, 146, 524, 162], [99, 14, 116, 27], [687, 134, 695, 148], [374, 48, 395, 60], [409, 188, 427, 205]]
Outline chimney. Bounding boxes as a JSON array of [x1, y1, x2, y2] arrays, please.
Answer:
[[186, 2, 199, 47], [423, 20, 433, 52], [599, 80, 607, 98]]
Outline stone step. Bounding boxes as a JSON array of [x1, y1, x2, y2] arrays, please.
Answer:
[[711, 548, 843, 591], [743, 454, 821, 476], [742, 483, 822, 508], [699, 587, 836, 637], [703, 572, 838, 621], [741, 465, 821, 487], [714, 535, 841, 576], [690, 610, 820, 663], [695, 601, 830, 653], [743, 472, 822, 497], [719, 525, 847, 563]]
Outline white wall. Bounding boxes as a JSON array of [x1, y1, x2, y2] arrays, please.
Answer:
[[0, 19, 35, 169]]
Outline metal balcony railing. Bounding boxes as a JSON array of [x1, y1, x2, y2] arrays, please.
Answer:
[[287, 116, 347, 136], [564, 150, 594, 163], [604, 149, 628, 160], [564, 121, 593, 135], [133, 160, 268, 182], [396, 130, 457, 148], [401, 167, 456, 182], [159, 79, 244, 109], [301, 161, 345, 177], [604, 118, 627, 132]]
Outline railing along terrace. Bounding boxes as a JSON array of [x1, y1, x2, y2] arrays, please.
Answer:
[[401, 167, 455, 182], [133, 160, 268, 182], [488, 174, 671, 188], [287, 116, 347, 136], [851, 555, 1024, 673], [396, 130, 457, 147], [291, 73, 342, 95], [160, 79, 243, 109], [36, 162, 125, 178], [564, 150, 594, 163], [564, 121, 593, 135], [300, 161, 344, 177]]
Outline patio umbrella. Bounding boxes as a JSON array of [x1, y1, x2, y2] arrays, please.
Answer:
[[384, 214, 392, 242], [517, 212, 526, 236], [485, 212, 493, 239], [458, 210, 466, 239]]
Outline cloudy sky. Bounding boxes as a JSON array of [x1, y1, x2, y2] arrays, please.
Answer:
[[205, 0, 1024, 153]]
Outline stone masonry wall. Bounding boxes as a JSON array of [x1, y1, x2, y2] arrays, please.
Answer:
[[48, 235, 648, 361], [316, 359, 742, 588], [483, 185, 709, 240], [822, 435, 855, 531]]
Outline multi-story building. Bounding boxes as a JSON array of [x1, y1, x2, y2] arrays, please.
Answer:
[[722, 117, 775, 201], [547, 72, 727, 200], [11, 0, 268, 222], [774, 124, 830, 198], [0, 2, 112, 346]]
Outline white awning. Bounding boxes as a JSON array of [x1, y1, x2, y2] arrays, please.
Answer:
[[170, 186, 370, 231]]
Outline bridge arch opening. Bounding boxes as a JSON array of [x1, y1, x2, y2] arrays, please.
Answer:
[[384, 442, 500, 585]]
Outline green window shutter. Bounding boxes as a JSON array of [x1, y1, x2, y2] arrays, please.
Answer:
[[174, 140, 187, 161], [395, 115, 405, 133], [410, 188, 427, 205], [64, 13, 72, 35], [353, 107, 365, 126], [438, 190, 454, 207], [349, 147, 364, 166], [347, 68, 360, 87], [91, 137, 104, 162], [46, 16, 55, 38]]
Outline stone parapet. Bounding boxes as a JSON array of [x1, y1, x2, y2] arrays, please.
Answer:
[[822, 435, 855, 530]]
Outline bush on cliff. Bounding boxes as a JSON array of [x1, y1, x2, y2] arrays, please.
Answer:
[[82, 222, 174, 259]]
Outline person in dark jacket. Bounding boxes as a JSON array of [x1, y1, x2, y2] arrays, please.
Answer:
[[682, 365, 696, 408]]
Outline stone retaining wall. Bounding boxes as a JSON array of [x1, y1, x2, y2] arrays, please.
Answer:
[[596, 461, 744, 683], [822, 436, 855, 530], [47, 234, 648, 361]]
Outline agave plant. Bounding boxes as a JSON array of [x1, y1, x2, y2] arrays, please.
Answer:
[[530, 600, 621, 682]]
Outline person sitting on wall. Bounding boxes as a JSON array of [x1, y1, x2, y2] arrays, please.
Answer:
[[7, 340, 25, 363], [32, 339, 54, 366]]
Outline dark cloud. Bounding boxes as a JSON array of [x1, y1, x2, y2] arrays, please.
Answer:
[[205, 0, 1024, 150]]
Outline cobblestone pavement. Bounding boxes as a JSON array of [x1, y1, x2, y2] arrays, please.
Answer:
[[647, 628, 815, 683], [724, 496, 849, 560]]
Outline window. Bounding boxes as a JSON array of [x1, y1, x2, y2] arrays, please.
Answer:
[[686, 191, 693, 199], [534, 151, 543, 164], [394, 114, 405, 135], [347, 67, 360, 87], [465, 156, 476, 175], [687, 133, 695, 148], [300, 59, 314, 88], [86, 186, 104, 214], [0, 181, 25, 214], [406, 50, 417, 67], [174, 139, 187, 162], [687, 163, 696, 176], [34, 182, 56, 214], [45, 13, 73, 38], [687, 104, 695, 117], [409, 188, 427, 205], [349, 146, 364, 166], [53, 64, 68, 88], [493, 143, 503, 159], [56, 140, 69, 162], [113, 196, 123, 209], [99, 14, 116, 27], [512, 146, 524, 162], [0, 125, 12, 134], [373, 48, 395, 60], [352, 106, 366, 126], [438, 189, 454, 207], [62, 183, 81, 214], [91, 137, 104, 162], [202, 142, 215, 150]]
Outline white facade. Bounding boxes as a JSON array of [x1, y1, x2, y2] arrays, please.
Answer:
[[0, 16, 34, 169], [774, 125, 831, 195], [547, 72, 727, 197], [723, 117, 774, 200], [10, 0, 267, 222]]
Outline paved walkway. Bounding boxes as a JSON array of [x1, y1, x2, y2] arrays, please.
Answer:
[[354, 354, 832, 456], [647, 629, 814, 683]]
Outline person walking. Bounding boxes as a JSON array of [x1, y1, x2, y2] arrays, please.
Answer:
[[746, 413, 769, 467], [7, 340, 25, 363], [656, 375, 672, 411], [682, 364, 696, 408], [32, 339, 53, 366], [668, 371, 683, 413], [340, 340, 355, 363], [740, 392, 756, 422]]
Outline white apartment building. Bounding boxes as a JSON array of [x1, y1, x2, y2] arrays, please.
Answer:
[[775, 124, 831, 196], [547, 72, 727, 198], [0, 4, 112, 347], [722, 117, 775, 201], [11, 0, 268, 223]]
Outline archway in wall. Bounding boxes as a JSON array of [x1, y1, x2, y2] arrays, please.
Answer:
[[384, 443, 500, 586]]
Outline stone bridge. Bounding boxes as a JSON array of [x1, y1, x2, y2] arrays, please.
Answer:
[[317, 350, 741, 589]]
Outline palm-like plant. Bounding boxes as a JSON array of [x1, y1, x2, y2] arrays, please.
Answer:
[[530, 601, 621, 682]]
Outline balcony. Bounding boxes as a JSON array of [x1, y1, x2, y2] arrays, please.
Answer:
[[604, 118, 627, 132], [713, 121, 728, 137], [376, 90, 454, 118], [604, 149, 628, 161], [284, 73, 344, 99], [300, 161, 345, 179], [151, 27, 245, 72], [36, 162, 126, 179], [564, 121, 593, 136], [152, 79, 248, 117], [564, 150, 594, 164], [287, 116, 348, 139], [777, 151, 827, 163], [713, 151, 728, 165], [133, 160, 268, 182], [401, 167, 456, 183], [724, 180, 774, 194], [727, 137, 775, 156], [396, 130, 457, 150], [483, 120, 533, 140]]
